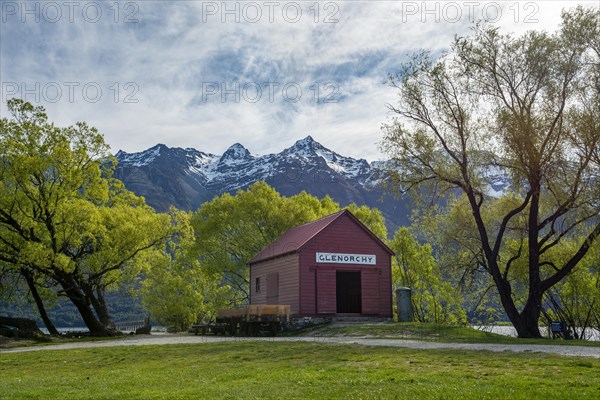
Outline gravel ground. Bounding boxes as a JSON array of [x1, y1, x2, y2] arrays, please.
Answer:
[[2, 333, 599, 358]]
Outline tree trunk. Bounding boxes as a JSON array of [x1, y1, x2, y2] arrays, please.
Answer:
[[521, 186, 542, 339], [22, 269, 59, 335], [513, 303, 543, 338], [491, 267, 543, 338], [56, 274, 119, 337], [71, 297, 119, 337], [87, 285, 115, 329]]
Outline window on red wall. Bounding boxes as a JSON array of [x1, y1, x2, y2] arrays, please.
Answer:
[[255, 277, 261, 293]]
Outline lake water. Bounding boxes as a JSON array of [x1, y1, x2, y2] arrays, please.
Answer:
[[39, 326, 166, 334], [38, 327, 88, 335]]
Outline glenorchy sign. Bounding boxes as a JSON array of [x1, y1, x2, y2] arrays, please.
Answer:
[[316, 252, 376, 265]]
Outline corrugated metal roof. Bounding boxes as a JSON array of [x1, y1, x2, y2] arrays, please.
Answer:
[[249, 209, 393, 265]]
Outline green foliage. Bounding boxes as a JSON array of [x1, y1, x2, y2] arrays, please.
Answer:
[[415, 191, 600, 338], [544, 240, 600, 340], [140, 210, 229, 329], [388, 227, 465, 325], [0, 99, 169, 336], [414, 194, 516, 323], [191, 182, 305, 305]]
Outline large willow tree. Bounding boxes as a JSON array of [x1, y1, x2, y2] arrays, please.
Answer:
[[382, 7, 599, 338], [0, 99, 170, 336]]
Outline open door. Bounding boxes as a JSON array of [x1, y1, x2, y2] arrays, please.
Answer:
[[336, 271, 362, 313]]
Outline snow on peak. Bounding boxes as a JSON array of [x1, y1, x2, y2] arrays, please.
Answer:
[[221, 143, 251, 161], [298, 135, 316, 145], [280, 135, 371, 179], [285, 135, 325, 158], [116, 144, 165, 167], [117, 137, 378, 186]]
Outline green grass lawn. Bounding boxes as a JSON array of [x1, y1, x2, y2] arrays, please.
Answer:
[[1, 342, 599, 399], [292, 322, 600, 347]]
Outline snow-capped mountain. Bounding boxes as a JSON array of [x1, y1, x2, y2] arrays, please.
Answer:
[[114, 136, 410, 232]]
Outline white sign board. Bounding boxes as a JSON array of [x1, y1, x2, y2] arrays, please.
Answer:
[[316, 252, 376, 265]]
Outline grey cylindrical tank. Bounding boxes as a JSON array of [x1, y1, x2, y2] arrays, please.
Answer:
[[396, 287, 413, 322]]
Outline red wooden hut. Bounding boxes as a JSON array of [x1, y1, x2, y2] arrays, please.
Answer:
[[249, 210, 394, 317]]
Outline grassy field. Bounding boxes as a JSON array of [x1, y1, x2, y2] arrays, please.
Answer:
[[291, 322, 600, 347], [1, 341, 599, 399]]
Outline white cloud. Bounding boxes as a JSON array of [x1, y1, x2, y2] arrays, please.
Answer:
[[1, 1, 596, 161]]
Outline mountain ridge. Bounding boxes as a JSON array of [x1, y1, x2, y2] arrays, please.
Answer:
[[114, 136, 410, 233]]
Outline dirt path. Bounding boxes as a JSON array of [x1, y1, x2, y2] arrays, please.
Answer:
[[2, 333, 599, 358]]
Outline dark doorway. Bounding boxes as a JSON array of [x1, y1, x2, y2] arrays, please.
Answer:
[[336, 271, 362, 313]]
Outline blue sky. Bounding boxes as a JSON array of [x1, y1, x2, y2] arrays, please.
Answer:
[[1, 1, 596, 161]]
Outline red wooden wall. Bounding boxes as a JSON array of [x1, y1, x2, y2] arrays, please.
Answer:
[[298, 213, 392, 317], [250, 212, 393, 318]]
